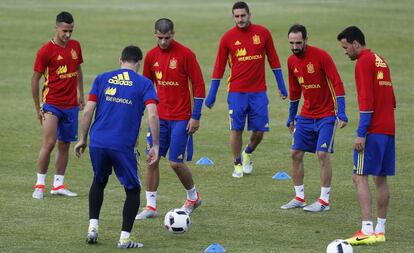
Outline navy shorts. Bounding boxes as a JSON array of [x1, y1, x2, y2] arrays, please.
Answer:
[[227, 92, 269, 132], [89, 147, 141, 190], [147, 119, 193, 162], [353, 133, 395, 176], [41, 103, 79, 142], [292, 116, 337, 153]]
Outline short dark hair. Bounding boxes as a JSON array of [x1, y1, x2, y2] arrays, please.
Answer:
[[337, 26, 366, 46], [121, 45, 143, 63], [155, 18, 174, 33], [288, 24, 307, 39], [56, 11, 74, 24], [232, 1, 250, 14]]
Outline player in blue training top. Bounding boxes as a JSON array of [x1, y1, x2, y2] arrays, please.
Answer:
[[74, 45, 160, 249]]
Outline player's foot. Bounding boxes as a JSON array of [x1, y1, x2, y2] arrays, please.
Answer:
[[86, 227, 98, 244], [117, 237, 144, 249], [303, 199, 330, 212], [135, 206, 158, 220], [280, 197, 306, 209], [242, 151, 253, 174], [232, 164, 243, 178], [181, 192, 202, 215], [50, 185, 78, 197], [346, 230, 377, 245], [32, 184, 45, 199], [375, 232, 386, 243]]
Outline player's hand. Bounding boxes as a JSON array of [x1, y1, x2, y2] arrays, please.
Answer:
[[186, 118, 200, 134], [147, 146, 159, 165], [74, 139, 87, 158], [36, 109, 45, 126], [288, 121, 295, 134], [279, 90, 288, 100], [205, 95, 215, 109], [338, 119, 347, 129], [354, 136, 365, 153], [78, 96, 85, 111]]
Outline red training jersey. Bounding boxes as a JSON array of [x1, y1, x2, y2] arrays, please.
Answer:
[[33, 39, 83, 108], [212, 23, 282, 92], [288, 45, 345, 118], [143, 40, 206, 120], [355, 49, 396, 135]]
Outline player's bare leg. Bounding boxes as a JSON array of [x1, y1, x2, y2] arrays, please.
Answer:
[[136, 158, 160, 219], [170, 161, 201, 215], [353, 175, 372, 221], [280, 150, 306, 209], [231, 130, 243, 177], [317, 151, 332, 187], [242, 131, 263, 174], [33, 113, 58, 199], [291, 150, 305, 186], [303, 151, 332, 212], [248, 131, 263, 150], [55, 141, 70, 175], [374, 176, 388, 241], [37, 113, 58, 174]]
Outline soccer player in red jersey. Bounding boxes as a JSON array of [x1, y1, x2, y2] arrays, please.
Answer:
[[280, 24, 348, 212], [205, 1, 287, 178], [338, 26, 396, 245], [136, 18, 206, 219], [31, 11, 84, 199]]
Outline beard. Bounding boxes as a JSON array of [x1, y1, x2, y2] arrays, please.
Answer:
[[292, 48, 304, 57]]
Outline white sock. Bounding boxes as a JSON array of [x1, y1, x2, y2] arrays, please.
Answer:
[[375, 217, 386, 234], [146, 191, 157, 209], [53, 175, 64, 188], [319, 187, 331, 203], [89, 219, 99, 231], [362, 220, 374, 235], [36, 173, 46, 185], [294, 185, 305, 200], [186, 186, 197, 200], [120, 231, 130, 240]]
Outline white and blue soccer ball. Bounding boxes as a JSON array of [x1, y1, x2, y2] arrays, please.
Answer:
[[164, 208, 191, 234], [326, 239, 353, 253]]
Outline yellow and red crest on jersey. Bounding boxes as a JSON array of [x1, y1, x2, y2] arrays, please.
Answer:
[[71, 49, 78, 60], [252, 34, 261, 45], [307, 62, 315, 74], [169, 58, 177, 69]]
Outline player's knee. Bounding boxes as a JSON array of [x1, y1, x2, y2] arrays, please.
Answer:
[[57, 141, 70, 152], [291, 150, 303, 162], [42, 140, 56, 152], [317, 151, 329, 161], [169, 161, 184, 171]]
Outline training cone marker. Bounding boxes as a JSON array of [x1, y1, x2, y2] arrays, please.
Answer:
[[272, 171, 291, 180], [196, 156, 214, 165], [204, 243, 226, 253]]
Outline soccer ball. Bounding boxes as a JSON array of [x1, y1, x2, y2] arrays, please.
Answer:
[[164, 208, 191, 234], [326, 239, 353, 253]]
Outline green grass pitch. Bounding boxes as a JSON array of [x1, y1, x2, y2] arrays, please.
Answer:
[[0, 0, 413, 252]]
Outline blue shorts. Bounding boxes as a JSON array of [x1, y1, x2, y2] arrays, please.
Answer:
[[227, 92, 269, 132], [89, 147, 141, 190], [292, 116, 337, 153], [147, 119, 193, 163], [41, 103, 79, 142], [353, 133, 395, 176]]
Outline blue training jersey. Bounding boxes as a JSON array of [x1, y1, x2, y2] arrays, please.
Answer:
[[89, 68, 158, 151]]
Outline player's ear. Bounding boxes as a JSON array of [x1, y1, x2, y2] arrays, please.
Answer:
[[119, 58, 123, 66], [135, 60, 141, 72]]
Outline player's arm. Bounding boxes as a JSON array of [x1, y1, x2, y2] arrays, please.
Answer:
[[186, 52, 206, 134], [322, 51, 348, 127], [146, 102, 159, 165], [354, 59, 374, 152], [265, 29, 287, 99], [206, 37, 228, 109], [286, 61, 301, 134], [77, 65, 85, 110], [31, 71, 44, 125], [74, 100, 96, 157]]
